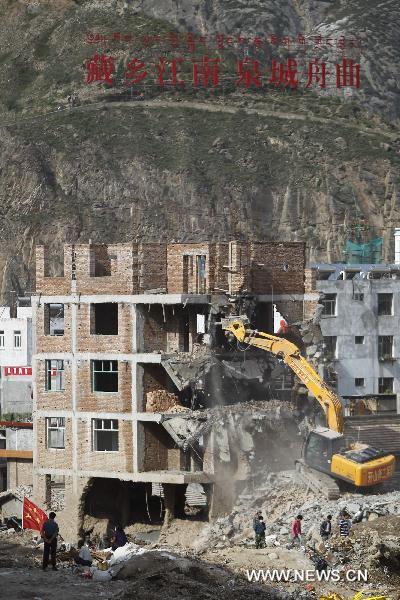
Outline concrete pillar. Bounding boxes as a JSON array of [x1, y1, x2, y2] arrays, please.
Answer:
[[162, 484, 175, 528]]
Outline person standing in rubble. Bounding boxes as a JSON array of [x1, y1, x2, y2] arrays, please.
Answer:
[[339, 512, 352, 537], [41, 512, 59, 571], [253, 510, 262, 528], [320, 514, 332, 542], [111, 525, 128, 551], [290, 514, 303, 548], [253, 515, 266, 548]]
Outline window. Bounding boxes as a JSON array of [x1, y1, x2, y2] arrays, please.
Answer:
[[46, 417, 65, 449], [353, 293, 364, 302], [355, 378, 365, 387], [321, 293, 336, 316], [92, 419, 118, 451], [196, 255, 206, 294], [323, 336, 337, 359], [378, 293, 393, 316], [91, 303, 118, 335], [13, 330, 22, 349], [45, 360, 65, 392], [45, 303, 65, 336], [355, 336, 364, 344], [0, 330, 4, 349], [378, 377, 394, 394], [92, 360, 118, 392], [378, 336, 393, 360]]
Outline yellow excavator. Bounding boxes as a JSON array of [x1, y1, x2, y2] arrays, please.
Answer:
[[222, 317, 396, 499]]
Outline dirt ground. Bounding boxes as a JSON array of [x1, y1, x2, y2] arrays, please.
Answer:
[[0, 535, 304, 600]]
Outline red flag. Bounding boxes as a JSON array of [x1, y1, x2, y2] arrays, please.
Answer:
[[22, 497, 48, 532]]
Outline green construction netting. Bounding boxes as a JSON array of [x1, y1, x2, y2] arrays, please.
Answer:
[[344, 238, 383, 264]]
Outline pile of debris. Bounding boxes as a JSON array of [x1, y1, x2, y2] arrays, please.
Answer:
[[146, 390, 181, 412], [193, 470, 400, 553]]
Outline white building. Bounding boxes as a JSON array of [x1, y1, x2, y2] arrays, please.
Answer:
[[0, 306, 32, 369], [0, 306, 33, 491]]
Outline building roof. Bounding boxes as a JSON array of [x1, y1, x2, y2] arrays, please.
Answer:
[[307, 263, 400, 281]]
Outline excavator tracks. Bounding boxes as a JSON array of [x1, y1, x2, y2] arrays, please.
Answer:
[[295, 460, 341, 500]]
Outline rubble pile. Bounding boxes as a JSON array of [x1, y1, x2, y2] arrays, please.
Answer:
[[196, 471, 400, 552], [145, 390, 181, 412]]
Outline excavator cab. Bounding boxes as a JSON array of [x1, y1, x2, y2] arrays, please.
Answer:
[[304, 429, 344, 474], [304, 428, 396, 487]]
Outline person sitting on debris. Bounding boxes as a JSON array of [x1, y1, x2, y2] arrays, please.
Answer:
[[290, 514, 303, 548], [352, 508, 370, 524], [320, 514, 332, 541], [74, 540, 92, 567], [253, 515, 266, 549], [339, 512, 352, 537], [111, 525, 128, 551], [41, 511, 59, 571]]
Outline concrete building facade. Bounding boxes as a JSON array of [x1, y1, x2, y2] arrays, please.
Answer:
[[32, 241, 306, 539], [0, 306, 33, 416], [309, 263, 400, 414], [0, 306, 33, 491]]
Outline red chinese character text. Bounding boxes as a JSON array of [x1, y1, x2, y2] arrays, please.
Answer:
[[192, 56, 220, 87], [236, 59, 262, 88], [336, 58, 360, 88], [125, 57, 148, 86], [305, 59, 328, 89], [85, 53, 114, 85], [268, 59, 298, 88]]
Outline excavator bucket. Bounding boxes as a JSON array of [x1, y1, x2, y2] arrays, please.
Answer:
[[220, 316, 249, 342]]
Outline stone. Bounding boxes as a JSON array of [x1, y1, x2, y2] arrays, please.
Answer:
[[268, 552, 279, 559], [334, 137, 347, 149]]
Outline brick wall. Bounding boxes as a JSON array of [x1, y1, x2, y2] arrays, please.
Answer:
[[167, 243, 211, 293], [36, 246, 71, 295], [76, 419, 133, 473], [36, 359, 72, 411], [139, 243, 167, 291], [210, 242, 229, 293], [74, 244, 135, 295], [76, 303, 132, 353], [36, 303, 72, 354], [142, 422, 186, 471], [36, 417, 73, 470], [275, 300, 304, 324], [249, 242, 305, 295], [36, 241, 305, 297], [141, 305, 168, 353], [76, 361, 132, 413], [7, 458, 33, 487], [304, 268, 317, 293]]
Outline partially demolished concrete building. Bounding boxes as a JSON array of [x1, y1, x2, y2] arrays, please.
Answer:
[[31, 241, 310, 539]]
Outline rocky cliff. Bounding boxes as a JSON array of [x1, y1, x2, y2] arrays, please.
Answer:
[[0, 0, 399, 299]]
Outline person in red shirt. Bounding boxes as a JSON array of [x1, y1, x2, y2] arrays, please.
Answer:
[[277, 319, 289, 336], [290, 514, 303, 548]]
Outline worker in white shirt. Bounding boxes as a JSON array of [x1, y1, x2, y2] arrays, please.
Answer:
[[74, 540, 92, 566]]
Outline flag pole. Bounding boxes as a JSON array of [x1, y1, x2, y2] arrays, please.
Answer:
[[22, 496, 24, 529]]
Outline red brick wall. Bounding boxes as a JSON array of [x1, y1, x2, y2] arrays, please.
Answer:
[[76, 361, 132, 413], [36, 417, 73, 470], [36, 303, 72, 354], [142, 422, 186, 471], [36, 359, 72, 411], [77, 419, 133, 473], [139, 243, 167, 291], [76, 303, 132, 354]]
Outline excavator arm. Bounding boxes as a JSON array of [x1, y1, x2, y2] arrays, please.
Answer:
[[222, 318, 344, 434]]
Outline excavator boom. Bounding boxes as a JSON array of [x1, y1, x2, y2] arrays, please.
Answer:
[[222, 317, 395, 495], [222, 318, 344, 433]]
